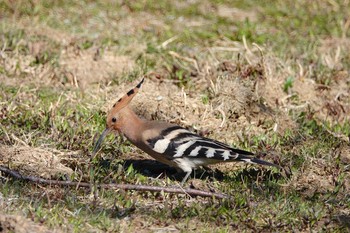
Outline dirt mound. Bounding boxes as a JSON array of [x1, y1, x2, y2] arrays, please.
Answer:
[[0, 145, 72, 179], [0, 214, 61, 233]]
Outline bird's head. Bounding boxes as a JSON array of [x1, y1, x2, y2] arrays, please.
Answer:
[[93, 78, 144, 154]]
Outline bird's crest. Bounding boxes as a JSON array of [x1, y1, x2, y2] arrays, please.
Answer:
[[111, 78, 144, 112]]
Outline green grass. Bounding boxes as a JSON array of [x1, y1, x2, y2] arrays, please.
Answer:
[[1, 0, 350, 232]]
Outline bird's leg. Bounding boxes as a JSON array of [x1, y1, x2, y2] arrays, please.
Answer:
[[180, 170, 192, 186]]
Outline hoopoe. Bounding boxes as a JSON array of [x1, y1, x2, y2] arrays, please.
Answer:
[[93, 78, 281, 184]]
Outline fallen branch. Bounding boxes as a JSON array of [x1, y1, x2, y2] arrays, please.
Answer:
[[0, 166, 228, 199]]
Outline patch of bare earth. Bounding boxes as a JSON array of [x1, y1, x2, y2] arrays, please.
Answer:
[[0, 214, 61, 233], [60, 47, 134, 89], [291, 70, 350, 125], [0, 144, 72, 179], [1, 21, 135, 89], [288, 37, 350, 125]]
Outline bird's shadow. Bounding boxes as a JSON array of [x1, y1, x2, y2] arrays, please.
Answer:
[[122, 159, 225, 182], [101, 159, 283, 183]]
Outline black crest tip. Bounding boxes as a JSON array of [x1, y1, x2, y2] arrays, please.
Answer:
[[136, 78, 145, 88]]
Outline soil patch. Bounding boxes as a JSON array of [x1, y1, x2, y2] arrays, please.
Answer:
[[0, 214, 61, 233], [0, 145, 72, 179]]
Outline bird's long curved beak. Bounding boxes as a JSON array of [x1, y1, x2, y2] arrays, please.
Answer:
[[92, 128, 111, 155]]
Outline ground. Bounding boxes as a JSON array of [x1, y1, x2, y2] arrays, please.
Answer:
[[0, 0, 350, 232]]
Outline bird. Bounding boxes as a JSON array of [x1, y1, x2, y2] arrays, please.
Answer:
[[93, 78, 281, 184]]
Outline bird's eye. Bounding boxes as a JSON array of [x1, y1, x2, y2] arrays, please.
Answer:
[[112, 117, 117, 123]]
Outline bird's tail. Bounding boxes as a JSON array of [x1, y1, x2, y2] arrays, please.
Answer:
[[236, 154, 281, 169]]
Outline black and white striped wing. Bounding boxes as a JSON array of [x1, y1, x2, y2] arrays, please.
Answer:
[[146, 126, 256, 163]]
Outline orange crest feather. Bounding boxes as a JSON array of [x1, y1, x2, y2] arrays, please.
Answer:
[[111, 78, 144, 112]]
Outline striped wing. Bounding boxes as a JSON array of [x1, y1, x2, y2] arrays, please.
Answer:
[[146, 126, 254, 162]]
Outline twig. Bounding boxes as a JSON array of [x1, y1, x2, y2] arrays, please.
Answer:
[[157, 36, 179, 49], [215, 107, 226, 128], [0, 166, 229, 199]]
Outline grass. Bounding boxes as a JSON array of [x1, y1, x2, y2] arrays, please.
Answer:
[[1, 0, 350, 232]]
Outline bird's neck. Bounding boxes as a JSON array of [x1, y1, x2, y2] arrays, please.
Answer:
[[118, 106, 145, 143]]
